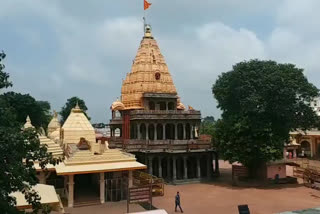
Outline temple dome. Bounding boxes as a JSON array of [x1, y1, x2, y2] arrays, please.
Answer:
[[111, 99, 125, 111], [48, 111, 60, 135], [121, 26, 177, 109]]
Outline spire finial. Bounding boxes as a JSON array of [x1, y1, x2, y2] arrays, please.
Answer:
[[24, 115, 34, 129], [53, 110, 58, 118], [75, 101, 80, 109], [144, 24, 153, 38]]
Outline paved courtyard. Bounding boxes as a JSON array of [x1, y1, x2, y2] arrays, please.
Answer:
[[66, 161, 320, 214]]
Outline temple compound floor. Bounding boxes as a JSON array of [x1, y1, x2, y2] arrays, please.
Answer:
[[65, 161, 320, 214]]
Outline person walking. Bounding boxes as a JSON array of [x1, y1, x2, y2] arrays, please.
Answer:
[[175, 191, 183, 213]]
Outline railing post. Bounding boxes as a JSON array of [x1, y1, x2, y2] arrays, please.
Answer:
[[137, 123, 141, 140], [175, 123, 178, 140], [146, 123, 149, 140], [163, 123, 166, 140]]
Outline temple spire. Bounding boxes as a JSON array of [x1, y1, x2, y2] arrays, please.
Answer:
[[24, 115, 35, 129]]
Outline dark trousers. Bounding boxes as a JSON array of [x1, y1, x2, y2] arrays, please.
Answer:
[[175, 202, 183, 212]]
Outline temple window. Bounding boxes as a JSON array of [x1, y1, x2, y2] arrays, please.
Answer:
[[168, 102, 174, 110], [115, 111, 121, 118], [149, 101, 155, 110], [159, 102, 166, 110]]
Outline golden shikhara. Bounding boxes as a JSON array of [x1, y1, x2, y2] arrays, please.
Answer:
[[120, 28, 177, 110]]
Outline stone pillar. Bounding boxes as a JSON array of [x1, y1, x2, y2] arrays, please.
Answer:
[[148, 156, 153, 175], [38, 172, 46, 184], [207, 154, 212, 178], [172, 157, 177, 181], [128, 171, 133, 187], [183, 156, 188, 180], [163, 123, 166, 140], [158, 156, 162, 178], [191, 125, 194, 139], [146, 124, 149, 140], [215, 153, 220, 175], [175, 123, 178, 140], [100, 173, 105, 204], [167, 157, 171, 180], [68, 175, 74, 208], [183, 124, 186, 140], [283, 147, 287, 159], [166, 102, 168, 110], [196, 157, 201, 178], [137, 123, 141, 140], [154, 123, 157, 140]]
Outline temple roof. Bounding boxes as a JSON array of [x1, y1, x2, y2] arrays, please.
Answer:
[[111, 98, 125, 111], [39, 135, 63, 158], [62, 104, 95, 144], [55, 148, 146, 175], [121, 25, 177, 109], [11, 184, 59, 209]]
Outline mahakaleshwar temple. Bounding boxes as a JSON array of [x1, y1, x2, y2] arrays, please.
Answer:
[[12, 24, 218, 212]]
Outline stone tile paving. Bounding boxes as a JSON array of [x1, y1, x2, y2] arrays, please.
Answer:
[[65, 161, 320, 214], [278, 207, 320, 214]]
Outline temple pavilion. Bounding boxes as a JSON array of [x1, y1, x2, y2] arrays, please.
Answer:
[[24, 104, 146, 208], [109, 24, 219, 183]]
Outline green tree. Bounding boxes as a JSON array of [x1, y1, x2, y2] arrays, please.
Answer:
[[200, 116, 215, 142], [60, 96, 90, 124], [0, 52, 59, 213], [212, 60, 319, 176], [0, 92, 52, 129]]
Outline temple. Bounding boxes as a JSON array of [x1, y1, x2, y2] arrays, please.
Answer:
[[109, 24, 219, 183], [23, 104, 146, 210]]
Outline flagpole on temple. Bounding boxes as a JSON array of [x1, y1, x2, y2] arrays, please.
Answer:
[[143, 0, 152, 33], [143, 0, 146, 33]]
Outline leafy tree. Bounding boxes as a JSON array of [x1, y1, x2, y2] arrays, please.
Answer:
[[0, 52, 59, 213], [203, 116, 215, 123], [0, 51, 12, 89], [60, 96, 90, 124], [0, 92, 52, 129], [212, 60, 319, 176], [200, 116, 215, 142]]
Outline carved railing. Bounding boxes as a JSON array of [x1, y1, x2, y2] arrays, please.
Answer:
[[130, 110, 201, 115], [119, 139, 212, 152]]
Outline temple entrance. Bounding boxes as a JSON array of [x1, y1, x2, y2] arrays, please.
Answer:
[[74, 174, 100, 204], [105, 171, 129, 202], [301, 141, 311, 157]]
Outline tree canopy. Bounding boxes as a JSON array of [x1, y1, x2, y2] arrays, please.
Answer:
[[212, 59, 319, 173], [200, 116, 215, 142], [60, 96, 90, 124], [0, 51, 59, 213], [0, 92, 51, 129]]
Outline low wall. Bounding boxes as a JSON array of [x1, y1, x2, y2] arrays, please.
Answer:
[[267, 164, 286, 179]]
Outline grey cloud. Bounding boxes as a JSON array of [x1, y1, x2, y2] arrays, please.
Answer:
[[1, 0, 320, 123]]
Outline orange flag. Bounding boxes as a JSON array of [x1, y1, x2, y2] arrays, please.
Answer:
[[144, 0, 151, 10]]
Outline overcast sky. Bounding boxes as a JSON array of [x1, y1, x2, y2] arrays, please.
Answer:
[[1, 0, 320, 123]]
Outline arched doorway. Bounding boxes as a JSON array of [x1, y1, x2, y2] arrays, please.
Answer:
[[301, 141, 311, 157], [165, 124, 175, 140], [140, 124, 146, 140], [186, 124, 191, 140], [149, 124, 155, 140], [157, 124, 163, 140], [168, 102, 174, 110], [177, 124, 183, 140], [149, 101, 155, 110]]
